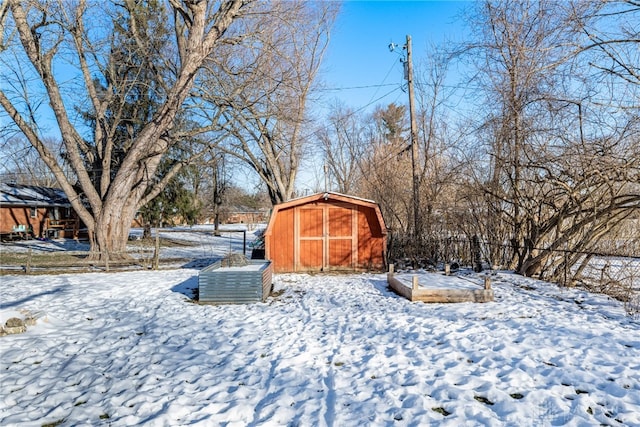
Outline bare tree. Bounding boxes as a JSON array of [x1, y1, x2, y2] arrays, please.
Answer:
[[209, 153, 228, 236], [351, 47, 460, 265], [357, 104, 413, 233], [469, 0, 574, 270], [315, 101, 367, 194], [0, 0, 253, 259], [198, 1, 338, 204], [0, 136, 61, 186], [569, 0, 640, 91], [414, 47, 460, 241], [463, 0, 640, 282]]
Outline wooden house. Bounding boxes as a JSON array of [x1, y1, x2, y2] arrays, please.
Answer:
[[0, 183, 83, 240], [264, 192, 387, 273]]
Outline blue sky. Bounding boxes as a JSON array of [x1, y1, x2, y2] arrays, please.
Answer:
[[1, 2, 470, 140], [319, 1, 470, 113]]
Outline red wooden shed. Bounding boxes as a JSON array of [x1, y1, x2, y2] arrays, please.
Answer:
[[264, 192, 387, 273]]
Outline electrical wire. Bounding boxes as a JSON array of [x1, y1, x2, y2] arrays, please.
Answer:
[[350, 86, 403, 116], [298, 85, 402, 146], [366, 58, 402, 108], [319, 83, 399, 92]]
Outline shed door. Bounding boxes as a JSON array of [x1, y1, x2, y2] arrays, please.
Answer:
[[298, 206, 324, 269], [327, 206, 354, 269], [296, 204, 356, 271]]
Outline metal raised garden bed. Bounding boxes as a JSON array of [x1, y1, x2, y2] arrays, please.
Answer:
[[198, 259, 273, 304]]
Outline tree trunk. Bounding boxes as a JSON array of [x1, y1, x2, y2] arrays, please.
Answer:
[[213, 204, 222, 237], [143, 222, 152, 239], [87, 198, 139, 261]]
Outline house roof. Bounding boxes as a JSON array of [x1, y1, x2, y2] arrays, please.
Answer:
[[0, 183, 71, 207], [264, 192, 387, 236]]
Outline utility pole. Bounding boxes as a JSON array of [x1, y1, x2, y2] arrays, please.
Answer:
[[405, 35, 421, 239], [324, 162, 329, 192], [389, 35, 421, 240]]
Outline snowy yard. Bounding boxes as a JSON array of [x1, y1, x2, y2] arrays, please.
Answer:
[[2, 266, 640, 426]]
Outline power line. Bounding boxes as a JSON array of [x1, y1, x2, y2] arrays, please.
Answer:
[[299, 85, 402, 145], [351, 86, 403, 115], [365, 58, 402, 107], [319, 83, 398, 92]]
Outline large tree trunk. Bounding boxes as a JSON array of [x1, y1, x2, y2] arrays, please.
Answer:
[[88, 196, 139, 260]]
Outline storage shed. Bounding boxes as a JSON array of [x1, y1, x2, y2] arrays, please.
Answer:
[[264, 192, 387, 273]]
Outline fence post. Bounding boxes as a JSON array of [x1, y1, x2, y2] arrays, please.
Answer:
[[484, 276, 491, 290], [25, 248, 32, 274], [564, 250, 568, 286], [153, 231, 160, 270], [412, 275, 419, 290]]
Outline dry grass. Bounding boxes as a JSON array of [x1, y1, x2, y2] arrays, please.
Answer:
[[127, 237, 200, 248], [0, 251, 84, 266]]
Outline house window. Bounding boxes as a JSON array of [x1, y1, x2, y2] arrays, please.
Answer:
[[30, 207, 37, 218]]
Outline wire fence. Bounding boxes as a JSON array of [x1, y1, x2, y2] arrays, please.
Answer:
[[388, 233, 640, 269], [387, 231, 640, 315], [0, 228, 252, 275]]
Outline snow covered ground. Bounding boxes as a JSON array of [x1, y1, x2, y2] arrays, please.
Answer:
[[1, 225, 252, 260], [1, 232, 640, 426]]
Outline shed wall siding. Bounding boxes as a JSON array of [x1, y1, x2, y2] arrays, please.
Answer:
[[270, 207, 295, 272], [357, 206, 384, 268], [327, 205, 355, 269]]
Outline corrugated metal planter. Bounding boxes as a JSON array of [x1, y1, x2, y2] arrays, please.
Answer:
[[199, 260, 273, 304]]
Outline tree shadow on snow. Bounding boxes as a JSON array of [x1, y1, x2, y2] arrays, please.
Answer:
[[1, 238, 88, 253], [0, 286, 68, 309]]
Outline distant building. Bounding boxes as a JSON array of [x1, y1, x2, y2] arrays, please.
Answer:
[[198, 207, 270, 228], [0, 182, 84, 240], [225, 208, 270, 226]]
